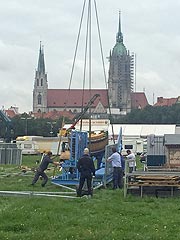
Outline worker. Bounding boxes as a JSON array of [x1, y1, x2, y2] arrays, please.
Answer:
[[31, 151, 59, 187], [126, 149, 136, 173], [77, 148, 95, 197], [107, 147, 123, 189]]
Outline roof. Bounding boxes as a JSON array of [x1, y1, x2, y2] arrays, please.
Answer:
[[109, 124, 176, 137], [164, 134, 180, 145], [32, 110, 74, 120], [47, 89, 108, 108], [154, 97, 177, 107], [112, 42, 127, 56], [5, 109, 18, 118], [131, 92, 149, 109], [47, 89, 149, 110]]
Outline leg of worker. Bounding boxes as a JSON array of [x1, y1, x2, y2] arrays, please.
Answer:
[[77, 175, 86, 197], [113, 168, 118, 189], [86, 175, 93, 195], [118, 167, 123, 188], [32, 171, 41, 185], [41, 171, 48, 187]]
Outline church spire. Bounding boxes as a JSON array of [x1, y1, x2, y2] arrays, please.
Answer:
[[37, 41, 45, 74], [116, 11, 123, 43]]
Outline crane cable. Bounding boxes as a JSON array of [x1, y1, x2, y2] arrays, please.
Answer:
[[55, 0, 116, 166], [52, 0, 87, 176], [93, 0, 115, 143]]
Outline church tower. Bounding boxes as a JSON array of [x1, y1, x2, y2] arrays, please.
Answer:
[[108, 13, 134, 114], [33, 42, 48, 113]]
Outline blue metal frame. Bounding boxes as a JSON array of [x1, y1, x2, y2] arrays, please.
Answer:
[[52, 127, 123, 189], [59, 130, 88, 181]]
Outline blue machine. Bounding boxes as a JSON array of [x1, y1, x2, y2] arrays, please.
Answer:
[[52, 127, 123, 189], [52, 130, 87, 186]]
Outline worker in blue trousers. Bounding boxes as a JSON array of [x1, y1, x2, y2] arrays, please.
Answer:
[[31, 151, 59, 187], [107, 147, 123, 189]]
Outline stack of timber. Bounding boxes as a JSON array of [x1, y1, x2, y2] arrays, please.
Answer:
[[129, 174, 180, 187]]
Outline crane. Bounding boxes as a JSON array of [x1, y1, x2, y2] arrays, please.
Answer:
[[69, 93, 100, 130]]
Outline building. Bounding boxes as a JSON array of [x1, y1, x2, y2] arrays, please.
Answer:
[[5, 106, 19, 118], [154, 97, 178, 107], [33, 15, 148, 118], [33, 43, 48, 113], [108, 12, 134, 115], [131, 92, 149, 109]]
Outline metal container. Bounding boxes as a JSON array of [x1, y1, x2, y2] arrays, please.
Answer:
[[147, 135, 165, 155]]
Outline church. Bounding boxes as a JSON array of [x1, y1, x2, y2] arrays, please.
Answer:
[[33, 14, 148, 119]]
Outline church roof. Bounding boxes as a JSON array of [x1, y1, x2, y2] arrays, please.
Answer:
[[112, 12, 127, 56], [112, 42, 127, 56], [37, 42, 45, 74], [131, 92, 149, 109], [47, 89, 149, 110], [47, 89, 109, 108]]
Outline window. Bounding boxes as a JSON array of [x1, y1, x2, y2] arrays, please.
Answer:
[[24, 144, 32, 149], [41, 78, 43, 86], [37, 79, 39, 86], [38, 94, 42, 104], [124, 145, 133, 150]]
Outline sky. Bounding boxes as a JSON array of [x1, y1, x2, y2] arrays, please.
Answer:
[[0, 0, 180, 113]]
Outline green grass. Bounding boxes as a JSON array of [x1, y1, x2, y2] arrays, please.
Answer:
[[0, 156, 180, 239]]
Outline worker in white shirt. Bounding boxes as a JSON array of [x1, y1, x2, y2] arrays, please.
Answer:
[[107, 147, 123, 189], [126, 150, 136, 173]]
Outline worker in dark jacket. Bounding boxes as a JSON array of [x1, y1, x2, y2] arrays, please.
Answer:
[[31, 151, 59, 187], [77, 148, 95, 197]]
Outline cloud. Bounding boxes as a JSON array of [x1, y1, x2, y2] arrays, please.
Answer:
[[0, 0, 180, 112]]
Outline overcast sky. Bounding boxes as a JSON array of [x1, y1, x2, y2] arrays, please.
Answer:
[[0, 0, 180, 113]]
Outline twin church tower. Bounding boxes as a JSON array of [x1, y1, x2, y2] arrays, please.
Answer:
[[33, 14, 136, 116]]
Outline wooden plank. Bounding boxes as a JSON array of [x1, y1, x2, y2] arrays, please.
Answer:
[[128, 182, 180, 187], [135, 175, 180, 180]]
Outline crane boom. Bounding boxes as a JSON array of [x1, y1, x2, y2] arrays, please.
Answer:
[[70, 93, 100, 129]]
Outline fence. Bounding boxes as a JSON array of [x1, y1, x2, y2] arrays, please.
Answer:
[[0, 143, 22, 165]]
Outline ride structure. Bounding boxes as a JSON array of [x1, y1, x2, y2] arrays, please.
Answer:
[[52, 130, 88, 187], [52, 127, 122, 190], [52, 0, 117, 191]]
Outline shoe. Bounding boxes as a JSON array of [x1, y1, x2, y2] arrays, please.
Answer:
[[81, 195, 88, 199]]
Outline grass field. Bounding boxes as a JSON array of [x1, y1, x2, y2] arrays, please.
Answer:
[[0, 156, 180, 240]]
